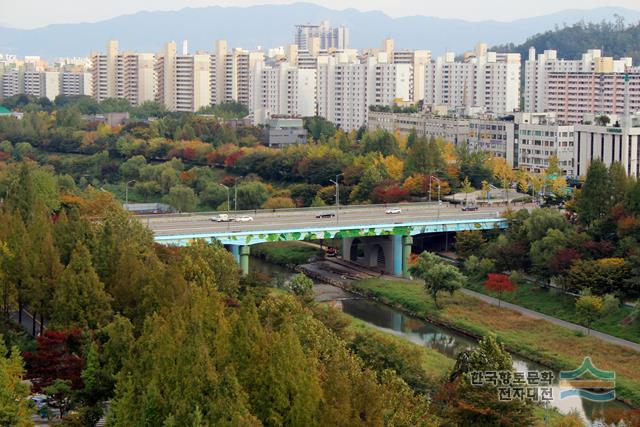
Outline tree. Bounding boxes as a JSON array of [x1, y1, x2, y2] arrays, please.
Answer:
[[406, 136, 444, 176], [0, 338, 32, 426], [23, 329, 85, 392], [51, 243, 113, 330], [261, 197, 296, 210], [410, 252, 466, 309], [461, 177, 474, 206], [566, 258, 630, 295], [576, 292, 603, 334], [199, 184, 228, 209], [483, 273, 516, 307], [165, 184, 197, 212], [490, 157, 515, 204], [235, 181, 269, 210], [609, 161, 629, 206], [525, 208, 570, 242], [576, 159, 610, 225], [454, 231, 485, 259], [285, 273, 313, 298]]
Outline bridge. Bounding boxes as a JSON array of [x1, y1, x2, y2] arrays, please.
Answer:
[[143, 203, 509, 278]]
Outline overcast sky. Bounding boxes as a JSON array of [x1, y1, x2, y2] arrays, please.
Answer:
[[3, 0, 639, 28]]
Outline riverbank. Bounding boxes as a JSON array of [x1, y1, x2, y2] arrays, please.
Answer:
[[315, 302, 573, 426], [464, 278, 640, 345], [345, 278, 640, 407]]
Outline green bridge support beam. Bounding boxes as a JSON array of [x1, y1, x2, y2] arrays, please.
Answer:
[[402, 235, 413, 279], [240, 245, 250, 276]]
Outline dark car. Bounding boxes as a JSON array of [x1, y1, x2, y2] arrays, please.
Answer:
[[316, 211, 336, 218], [326, 247, 338, 257], [461, 205, 478, 211]]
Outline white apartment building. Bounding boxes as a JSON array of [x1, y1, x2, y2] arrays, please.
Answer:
[[514, 112, 575, 175], [91, 40, 155, 105], [294, 21, 349, 51], [392, 49, 431, 103], [250, 61, 316, 123], [60, 71, 92, 97], [424, 43, 521, 115], [1, 70, 23, 99], [156, 41, 211, 112], [23, 71, 60, 100], [573, 114, 640, 177], [524, 48, 639, 123]]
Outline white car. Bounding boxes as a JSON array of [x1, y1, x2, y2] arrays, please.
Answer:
[[385, 208, 402, 215], [210, 214, 231, 222], [234, 215, 254, 222]]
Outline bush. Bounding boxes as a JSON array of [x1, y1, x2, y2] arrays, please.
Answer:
[[252, 242, 324, 266]]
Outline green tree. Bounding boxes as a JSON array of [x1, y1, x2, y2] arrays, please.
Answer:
[[454, 231, 485, 259], [285, 273, 313, 298], [609, 161, 629, 206], [461, 176, 474, 206], [576, 159, 610, 225], [51, 243, 113, 330], [199, 183, 228, 209], [525, 207, 570, 242], [0, 338, 32, 426], [235, 181, 269, 210], [410, 251, 466, 309], [118, 155, 147, 180], [576, 292, 603, 334], [165, 185, 197, 212], [407, 136, 444, 176]]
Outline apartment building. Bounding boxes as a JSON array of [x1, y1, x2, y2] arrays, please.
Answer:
[[524, 48, 640, 123], [91, 40, 155, 105], [156, 41, 211, 112], [424, 43, 521, 115], [294, 21, 349, 51], [514, 112, 575, 175], [60, 71, 92, 97], [573, 114, 640, 177], [250, 60, 316, 124]]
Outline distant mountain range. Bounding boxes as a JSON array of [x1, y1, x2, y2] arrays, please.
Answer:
[[1, 3, 639, 59]]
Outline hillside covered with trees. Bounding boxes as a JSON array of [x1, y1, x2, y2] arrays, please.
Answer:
[[494, 17, 640, 63]]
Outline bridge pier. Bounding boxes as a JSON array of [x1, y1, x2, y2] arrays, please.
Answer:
[[402, 236, 413, 279], [240, 245, 250, 276], [230, 245, 240, 263], [392, 235, 403, 276]]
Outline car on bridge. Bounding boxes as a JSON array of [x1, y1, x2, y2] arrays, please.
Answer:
[[316, 211, 336, 218], [210, 214, 232, 222], [461, 205, 479, 211], [235, 215, 254, 222], [385, 208, 402, 214]]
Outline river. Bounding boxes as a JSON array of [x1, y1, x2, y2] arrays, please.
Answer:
[[250, 257, 630, 425]]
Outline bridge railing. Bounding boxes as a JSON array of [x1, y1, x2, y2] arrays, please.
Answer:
[[136, 201, 452, 220]]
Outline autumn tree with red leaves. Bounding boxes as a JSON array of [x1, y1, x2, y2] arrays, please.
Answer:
[[483, 273, 516, 307], [23, 329, 86, 392]]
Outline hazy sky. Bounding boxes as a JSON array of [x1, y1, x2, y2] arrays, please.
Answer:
[[3, 0, 639, 28]]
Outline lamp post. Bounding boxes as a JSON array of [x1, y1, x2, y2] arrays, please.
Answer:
[[125, 180, 136, 207], [219, 184, 230, 212], [430, 176, 441, 218], [329, 174, 343, 223], [233, 177, 243, 211]]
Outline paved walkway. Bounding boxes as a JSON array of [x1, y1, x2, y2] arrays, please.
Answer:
[[461, 288, 640, 352]]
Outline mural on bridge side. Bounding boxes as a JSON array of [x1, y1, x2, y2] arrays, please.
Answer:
[[155, 218, 508, 247]]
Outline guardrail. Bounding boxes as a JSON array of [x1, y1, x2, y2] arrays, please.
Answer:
[[136, 201, 449, 219]]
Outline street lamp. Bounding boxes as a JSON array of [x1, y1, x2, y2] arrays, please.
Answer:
[[233, 177, 243, 212], [329, 174, 343, 223], [125, 180, 136, 206], [219, 184, 230, 212], [429, 176, 441, 218]]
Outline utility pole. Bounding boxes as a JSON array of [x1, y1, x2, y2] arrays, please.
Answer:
[[329, 174, 342, 223]]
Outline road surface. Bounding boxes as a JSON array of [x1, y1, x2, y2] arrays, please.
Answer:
[[144, 204, 508, 237]]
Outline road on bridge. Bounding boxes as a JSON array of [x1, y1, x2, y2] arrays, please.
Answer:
[[143, 204, 509, 237]]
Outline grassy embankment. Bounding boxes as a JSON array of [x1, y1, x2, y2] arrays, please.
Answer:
[[347, 278, 640, 407], [313, 304, 570, 426], [252, 242, 325, 266], [465, 279, 640, 344]]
